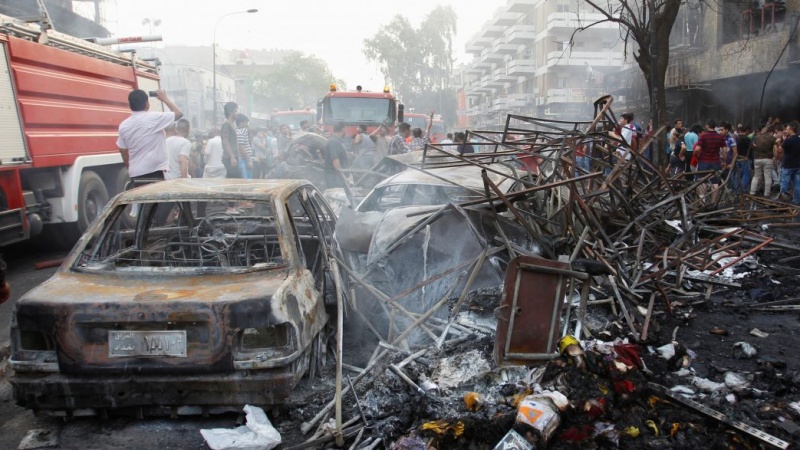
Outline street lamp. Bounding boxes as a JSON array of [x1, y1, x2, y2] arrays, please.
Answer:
[[212, 8, 258, 123]]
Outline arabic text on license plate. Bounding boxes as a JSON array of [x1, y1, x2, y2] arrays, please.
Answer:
[[109, 330, 187, 357]]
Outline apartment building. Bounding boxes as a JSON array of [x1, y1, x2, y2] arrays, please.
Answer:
[[458, 0, 625, 128]]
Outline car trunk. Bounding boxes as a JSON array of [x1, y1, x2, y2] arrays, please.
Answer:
[[14, 271, 288, 375]]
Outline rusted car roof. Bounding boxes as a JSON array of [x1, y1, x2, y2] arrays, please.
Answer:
[[118, 179, 311, 202]]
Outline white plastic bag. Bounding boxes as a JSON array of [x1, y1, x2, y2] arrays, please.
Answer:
[[200, 405, 281, 450]]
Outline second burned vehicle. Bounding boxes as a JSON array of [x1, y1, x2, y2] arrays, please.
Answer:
[[10, 179, 342, 415]]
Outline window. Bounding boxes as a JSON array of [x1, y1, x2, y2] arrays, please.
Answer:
[[557, 4, 570, 12], [75, 199, 282, 271], [557, 77, 569, 88]]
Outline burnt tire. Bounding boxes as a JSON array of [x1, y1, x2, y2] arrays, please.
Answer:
[[77, 171, 109, 234]]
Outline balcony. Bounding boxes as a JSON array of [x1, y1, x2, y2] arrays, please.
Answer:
[[546, 88, 588, 104], [493, 97, 508, 111], [493, 40, 520, 55], [508, 93, 532, 107], [481, 25, 506, 39], [507, 0, 537, 13], [466, 34, 493, 55], [544, 50, 624, 68], [507, 24, 536, 44], [494, 67, 517, 82], [481, 48, 505, 63], [507, 59, 536, 75], [493, 10, 523, 26], [480, 74, 492, 88], [546, 12, 617, 31]]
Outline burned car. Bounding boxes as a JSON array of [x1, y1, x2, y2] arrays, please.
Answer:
[[10, 179, 339, 414]]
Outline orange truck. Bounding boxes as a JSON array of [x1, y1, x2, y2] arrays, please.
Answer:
[[316, 84, 404, 141], [0, 14, 161, 246], [270, 109, 316, 131]]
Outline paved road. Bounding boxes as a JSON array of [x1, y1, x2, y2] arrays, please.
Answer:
[[0, 241, 68, 351]]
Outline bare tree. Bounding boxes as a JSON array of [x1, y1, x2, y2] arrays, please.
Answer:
[[572, 0, 682, 167]]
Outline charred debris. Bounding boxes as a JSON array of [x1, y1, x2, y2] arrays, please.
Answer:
[[258, 96, 800, 449]]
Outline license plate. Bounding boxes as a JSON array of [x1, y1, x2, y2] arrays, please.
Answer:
[[109, 330, 187, 357]]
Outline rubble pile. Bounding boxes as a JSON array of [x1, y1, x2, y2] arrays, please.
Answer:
[[278, 96, 800, 448]]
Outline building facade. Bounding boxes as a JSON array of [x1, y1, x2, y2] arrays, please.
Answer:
[[664, 0, 800, 126], [457, 0, 625, 128]]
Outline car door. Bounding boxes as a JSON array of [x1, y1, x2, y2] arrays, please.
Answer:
[[282, 189, 328, 351]]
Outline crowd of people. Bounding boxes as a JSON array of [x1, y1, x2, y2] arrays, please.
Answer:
[[117, 89, 799, 207], [116, 92, 477, 193], [662, 116, 800, 204], [573, 111, 800, 207]]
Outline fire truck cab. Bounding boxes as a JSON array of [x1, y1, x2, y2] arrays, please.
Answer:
[[316, 84, 403, 141], [270, 109, 316, 131], [0, 13, 161, 246], [403, 113, 446, 143]]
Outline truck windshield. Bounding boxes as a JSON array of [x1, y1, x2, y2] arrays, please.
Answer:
[[272, 114, 314, 131], [324, 97, 394, 125], [405, 116, 427, 129]]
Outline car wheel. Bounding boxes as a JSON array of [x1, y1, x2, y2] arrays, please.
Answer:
[[77, 171, 109, 234]]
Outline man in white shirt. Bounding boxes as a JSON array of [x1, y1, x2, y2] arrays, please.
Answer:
[[166, 119, 192, 180], [117, 89, 183, 183], [203, 129, 226, 179]]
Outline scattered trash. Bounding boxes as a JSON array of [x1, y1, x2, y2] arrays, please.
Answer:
[[493, 429, 533, 450], [709, 327, 729, 336], [724, 372, 750, 392], [732, 342, 758, 359], [200, 405, 281, 450], [750, 328, 770, 338], [18, 429, 59, 450], [432, 349, 491, 389], [463, 392, 484, 412], [515, 395, 561, 446], [692, 376, 726, 393]]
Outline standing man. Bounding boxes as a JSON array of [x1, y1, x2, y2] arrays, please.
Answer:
[[117, 89, 183, 183], [777, 121, 800, 205], [389, 122, 411, 155], [235, 114, 254, 179], [455, 132, 475, 155], [220, 102, 240, 178], [324, 121, 348, 189], [165, 118, 191, 180], [202, 129, 226, 179], [750, 126, 777, 197], [369, 123, 390, 164], [694, 119, 728, 201]]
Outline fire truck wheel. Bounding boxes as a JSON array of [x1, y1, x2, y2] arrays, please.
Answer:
[[77, 171, 109, 233]]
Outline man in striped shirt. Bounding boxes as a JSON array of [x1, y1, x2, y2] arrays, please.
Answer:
[[236, 114, 254, 179]]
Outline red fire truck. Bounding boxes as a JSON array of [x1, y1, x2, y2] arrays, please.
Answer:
[[316, 84, 403, 140], [270, 109, 316, 131], [0, 14, 161, 246]]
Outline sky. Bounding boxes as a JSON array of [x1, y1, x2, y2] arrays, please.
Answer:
[[97, 0, 506, 88]]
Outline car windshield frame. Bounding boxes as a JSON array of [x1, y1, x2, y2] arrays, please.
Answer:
[[71, 197, 290, 275]]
